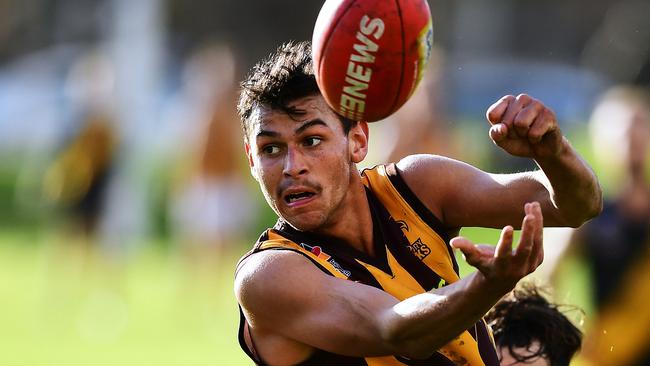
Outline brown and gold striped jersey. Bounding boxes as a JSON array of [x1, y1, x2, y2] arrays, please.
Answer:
[[237, 163, 499, 366]]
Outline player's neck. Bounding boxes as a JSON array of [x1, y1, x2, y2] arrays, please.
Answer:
[[314, 176, 375, 256]]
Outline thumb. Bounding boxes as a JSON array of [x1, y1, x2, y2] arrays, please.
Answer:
[[489, 123, 508, 143], [451, 237, 481, 266]]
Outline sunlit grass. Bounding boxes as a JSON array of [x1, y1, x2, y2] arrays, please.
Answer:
[[0, 230, 249, 366]]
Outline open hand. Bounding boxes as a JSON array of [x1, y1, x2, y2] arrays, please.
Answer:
[[450, 202, 544, 291], [486, 94, 564, 159]]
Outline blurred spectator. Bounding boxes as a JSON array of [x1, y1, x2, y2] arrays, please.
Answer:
[[167, 42, 254, 275], [555, 86, 650, 365], [486, 283, 583, 366], [42, 49, 117, 249]]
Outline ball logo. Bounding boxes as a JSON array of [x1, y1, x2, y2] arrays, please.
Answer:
[[339, 15, 384, 121], [414, 19, 434, 91]]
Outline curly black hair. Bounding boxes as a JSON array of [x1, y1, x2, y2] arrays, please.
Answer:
[[237, 41, 354, 141], [485, 283, 583, 366]]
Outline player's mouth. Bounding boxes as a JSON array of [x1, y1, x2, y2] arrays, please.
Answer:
[[282, 188, 318, 207]]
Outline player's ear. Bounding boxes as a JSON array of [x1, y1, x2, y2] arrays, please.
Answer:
[[245, 142, 259, 181], [349, 121, 369, 163]]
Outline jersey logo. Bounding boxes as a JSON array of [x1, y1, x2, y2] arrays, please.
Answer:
[[300, 243, 331, 260], [407, 238, 432, 260], [394, 219, 410, 232], [300, 243, 352, 278]]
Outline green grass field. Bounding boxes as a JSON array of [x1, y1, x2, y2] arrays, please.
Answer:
[[0, 229, 249, 366]]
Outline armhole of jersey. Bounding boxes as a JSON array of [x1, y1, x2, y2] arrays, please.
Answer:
[[235, 230, 271, 279], [385, 163, 451, 243], [238, 306, 265, 365]]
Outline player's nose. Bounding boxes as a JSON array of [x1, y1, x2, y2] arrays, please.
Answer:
[[282, 147, 308, 177]]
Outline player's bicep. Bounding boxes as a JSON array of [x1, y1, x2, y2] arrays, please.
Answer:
[[235, 250, 400, 357], [397, 154, 554, 229]]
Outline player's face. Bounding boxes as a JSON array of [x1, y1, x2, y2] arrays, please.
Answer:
[[498, 343, 550, 366], [245, 95, 367, 231]]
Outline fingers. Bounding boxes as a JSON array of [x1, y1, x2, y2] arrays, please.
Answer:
[[529, 201, 544, 266], [486, 95, 512, 125], [450, 237, 480, 264], [527, 108, 557, 144], [494, 225, 514, 258], [451, 237, 496, 269], [513, 103, 543, 139], [499, 94, 531, 139], [486, 94, 557, 143], [516, 206, 536, 258], [515, 202, 544, 267], [489, 123, 508, 143]]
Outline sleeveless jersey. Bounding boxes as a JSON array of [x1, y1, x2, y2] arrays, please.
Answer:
[[237, 164, 499, 366]]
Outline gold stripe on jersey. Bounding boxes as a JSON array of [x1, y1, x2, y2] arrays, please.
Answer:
[[361, 165, 460, 284], [259, 233, 350, 280], [366, 356, 407, 366], [358, 248, 423, 296]]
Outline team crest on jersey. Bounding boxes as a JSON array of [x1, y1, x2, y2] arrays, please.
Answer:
[[300, 243, 352, 278], [407, 238, 432, 260], [394, 219, 410, 232]]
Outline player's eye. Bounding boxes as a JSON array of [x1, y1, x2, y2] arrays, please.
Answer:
[[304, 137, 322, 147], [262, 145, 280, 155]]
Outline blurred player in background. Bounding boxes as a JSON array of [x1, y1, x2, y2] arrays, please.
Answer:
[[486, 283, 583, 366], [43, 49, 117, 254], [234, 41, 601, 365], [556, 86, 650, 366], [168, 42, 253, 277]]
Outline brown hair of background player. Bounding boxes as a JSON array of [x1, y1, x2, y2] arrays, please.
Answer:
[[486, 284, 583, 366]]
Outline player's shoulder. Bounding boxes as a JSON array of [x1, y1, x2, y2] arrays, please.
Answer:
[[396, 154, 472, 187], [234, 244, 326, 310], [396, 154, 465, 174]]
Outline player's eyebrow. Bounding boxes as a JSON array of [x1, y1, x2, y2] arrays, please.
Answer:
[[255, 119, 328, 140], [295, 119, 328, 135], [256, 129, 279, 139]]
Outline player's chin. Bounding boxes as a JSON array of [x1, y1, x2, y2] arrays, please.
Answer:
[[281, 211, 328, 232]]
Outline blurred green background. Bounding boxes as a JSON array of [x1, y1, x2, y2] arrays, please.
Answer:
[[1, 0, 649, 365]]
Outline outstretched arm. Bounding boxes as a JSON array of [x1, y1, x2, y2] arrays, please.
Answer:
[[235, 203, 544, 363], [486, 94, 602, 227], [398, 94, 602, 229]]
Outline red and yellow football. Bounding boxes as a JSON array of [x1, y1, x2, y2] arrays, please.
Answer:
[[312, 0, 433, 122]]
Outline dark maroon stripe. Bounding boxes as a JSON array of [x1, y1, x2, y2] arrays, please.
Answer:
[[384, 225, 443, 291], [237, 306, 267, 366], [396, 352, 457, 365], [235, 230, 270, 278], [475, 320, 500, 366], [297, 350, 369, 366], [366, 189, 443, 291], [385, 163, 460, 275]]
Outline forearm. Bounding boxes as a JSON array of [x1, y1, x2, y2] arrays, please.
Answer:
[[534, 136, 602, 226], [381, 271, 508, 359]]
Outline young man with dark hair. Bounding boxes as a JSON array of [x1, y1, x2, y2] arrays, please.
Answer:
[[234, 41, 601, 365], [486, 284, 583, 366]]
